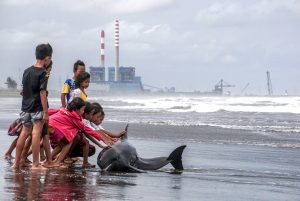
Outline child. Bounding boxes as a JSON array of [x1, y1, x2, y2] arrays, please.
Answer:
[[90, 103, 126, 141], [18, 60, 57, 168], [7, 62, 54, 166], [66, 102, 99, 168], [82, 102, 110, 149], [5, 118, 23, 160], [48, 97, 110, 167], [69, 72, 90, 102], [12, 43, 52, 170], [61, 60, 85, 107]]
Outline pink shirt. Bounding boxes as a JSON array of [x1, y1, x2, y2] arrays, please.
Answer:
[[49, 108, 103, 142]]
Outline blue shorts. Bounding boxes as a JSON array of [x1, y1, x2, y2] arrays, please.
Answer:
[[20, 111, 44, 128]]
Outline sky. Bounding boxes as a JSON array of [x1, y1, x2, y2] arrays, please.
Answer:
[[0, 0, 299, 95]]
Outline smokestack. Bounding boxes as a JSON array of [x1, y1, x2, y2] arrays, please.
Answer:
[[100, 30, 105, 68], [115, 20, 119, 82]]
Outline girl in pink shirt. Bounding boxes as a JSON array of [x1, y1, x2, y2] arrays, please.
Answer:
[[49, 97, 110, 167]]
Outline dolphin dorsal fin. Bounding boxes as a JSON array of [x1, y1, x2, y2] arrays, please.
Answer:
[[120, 124, 129, 141]]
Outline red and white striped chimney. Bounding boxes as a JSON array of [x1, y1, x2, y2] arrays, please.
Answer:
[[100, 30, 105, 67], [115, 20, 119, 82]]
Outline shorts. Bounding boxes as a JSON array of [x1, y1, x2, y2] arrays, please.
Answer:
[[20, 111, 44, 128]]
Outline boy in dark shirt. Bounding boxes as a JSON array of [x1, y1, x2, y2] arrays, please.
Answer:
[[12, 43, 52, 170]]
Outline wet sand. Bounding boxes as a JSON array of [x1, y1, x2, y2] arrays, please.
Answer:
[[0, 119, 300, 200]]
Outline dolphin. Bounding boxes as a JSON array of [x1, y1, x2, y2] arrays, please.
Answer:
[[97, 129, 186, 173]]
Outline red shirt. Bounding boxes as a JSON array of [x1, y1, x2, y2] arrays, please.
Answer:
[[49, 108, 103, 142]]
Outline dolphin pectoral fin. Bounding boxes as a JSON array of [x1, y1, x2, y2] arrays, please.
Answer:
[[167, 145, 186, 170], [127, 165, 147, 173]]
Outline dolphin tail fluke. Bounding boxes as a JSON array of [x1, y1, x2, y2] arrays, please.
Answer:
[[167, 145, 186, 170]]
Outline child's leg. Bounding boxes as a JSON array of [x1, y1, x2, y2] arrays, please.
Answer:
[[40, 146, 46, 161], [20, 135, 32, 166], [12, 126, 31, 169], [31, 121, 44, 169], [42, 134, 59, 167], [54, 142, 73, 164], [51, 146, 62, 160], [43, 134, 51, 161], [82, 136, 89, 166], [81, 136, 95, 168], [5, 137, 18, 160]]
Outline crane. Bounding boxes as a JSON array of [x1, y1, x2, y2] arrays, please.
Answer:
[[266, 71, 273, 96], [239, 83, 250, 96], [212, 79, 235, 95]]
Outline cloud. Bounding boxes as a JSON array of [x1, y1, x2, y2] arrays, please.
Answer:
[[144, 24, 163, 34], [0, 0, 172, 14], [222, 54, 237, 63], [109, 0, 172, 13], [195, 0, 300, 26], [0, 0, 36, 6]]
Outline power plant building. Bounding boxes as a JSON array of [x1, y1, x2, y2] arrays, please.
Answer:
[[90, 66, 105, 82], [88, 20, 143, 92], [108, 67, 135, 82]]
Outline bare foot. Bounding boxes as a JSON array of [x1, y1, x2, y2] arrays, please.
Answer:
[[5, 154, 14, 160], [82, 163, 96, 168], [19, 159, 32, 167], [11, 163, 19, 169], [64, 157, 76, 164], [42, 161, 60, 168], [31, 164, 48, 170], [54, 162, 70, 169]]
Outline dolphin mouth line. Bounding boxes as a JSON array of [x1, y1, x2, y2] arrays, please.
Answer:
[[104, 164, 113, 171]]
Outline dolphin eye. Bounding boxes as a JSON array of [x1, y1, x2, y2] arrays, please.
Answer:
[[130, 156, 137, 165]]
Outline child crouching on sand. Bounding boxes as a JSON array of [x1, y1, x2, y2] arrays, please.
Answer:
[[68, 102, 103, 168], [82, 103, 114, 149], [48, 97, 111, 168], [90, 103, 126, 141]]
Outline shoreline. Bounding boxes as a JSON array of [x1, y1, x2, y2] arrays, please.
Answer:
[[1, 89, 299, 98]]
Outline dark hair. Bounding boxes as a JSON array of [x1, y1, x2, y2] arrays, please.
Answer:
[[77, 72, 90, 84], [73, 60, 85, 73], [93, 105, 102, 115], [67, 97, 85, 112], [36, 43, 52, 60], [92, 102, 103, 110], [84, 102, 94, 114]]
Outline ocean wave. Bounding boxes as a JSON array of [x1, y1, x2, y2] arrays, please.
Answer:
[[106, 118, 300, 135], [80, 96, 300, 114]]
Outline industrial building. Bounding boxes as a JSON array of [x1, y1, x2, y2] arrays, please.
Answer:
[[88, 20, 143, 92]]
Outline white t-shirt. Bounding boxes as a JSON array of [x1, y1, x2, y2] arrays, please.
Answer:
[[83, 119, 107, 147], [83, 119, 94, 130], [91, 122, 105, 131]]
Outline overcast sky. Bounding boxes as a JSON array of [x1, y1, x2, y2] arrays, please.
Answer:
[[0, 0, 299, 95]]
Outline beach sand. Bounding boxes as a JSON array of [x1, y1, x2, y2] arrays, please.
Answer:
[[0, 117, 299, 200]]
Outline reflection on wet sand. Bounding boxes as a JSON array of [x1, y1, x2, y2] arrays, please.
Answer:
[[6, 167, 92, 200], [4, 164, 141, 200]]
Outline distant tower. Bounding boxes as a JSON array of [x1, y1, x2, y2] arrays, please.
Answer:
[[115, 20, 119, 81], [100, 30, 105, 68], [266, 71, 273, 96]]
